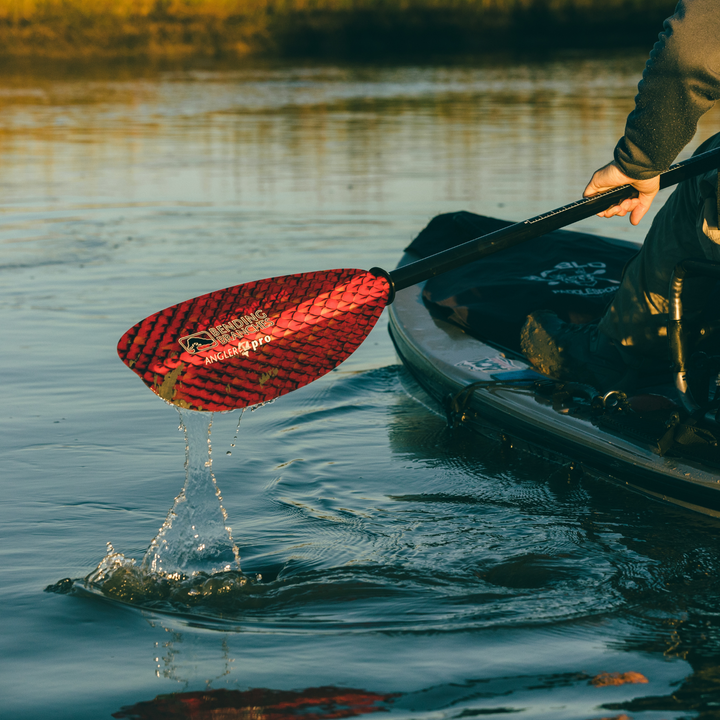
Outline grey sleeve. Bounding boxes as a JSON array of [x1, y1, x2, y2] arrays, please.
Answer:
[[614, 0, 720, 179]]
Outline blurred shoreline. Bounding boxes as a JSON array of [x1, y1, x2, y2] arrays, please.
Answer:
[[0, 0, 671, 59]]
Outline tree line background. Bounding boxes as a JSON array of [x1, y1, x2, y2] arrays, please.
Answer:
[[0, 0, 680, 58]]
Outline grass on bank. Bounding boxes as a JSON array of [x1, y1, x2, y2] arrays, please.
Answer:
[[0, 0, 679, 58], [0, 0, 678, 18]]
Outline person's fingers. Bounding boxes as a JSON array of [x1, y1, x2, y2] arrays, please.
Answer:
[[585, 161, 660, 224], [630, 205, 649, 225], [629, 188, 658, 225], [597, 197, 637, 219], [583, 161, 628, 197], [584, 171, 611, 197], [600, 199, 630, 217]]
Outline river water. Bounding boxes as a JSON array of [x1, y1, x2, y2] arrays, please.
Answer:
[[4, 54, 720, 719]]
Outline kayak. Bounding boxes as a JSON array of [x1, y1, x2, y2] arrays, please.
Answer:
[[388, 211, 720, 518]]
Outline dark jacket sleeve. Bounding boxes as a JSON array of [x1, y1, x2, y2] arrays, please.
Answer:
[[614, 0, 720, 179]]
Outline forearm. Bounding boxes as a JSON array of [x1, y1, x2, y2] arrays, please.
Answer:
[[615, 0, 720, 179]]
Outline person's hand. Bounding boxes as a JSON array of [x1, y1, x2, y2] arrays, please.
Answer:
[[583, 161, 660, 226]]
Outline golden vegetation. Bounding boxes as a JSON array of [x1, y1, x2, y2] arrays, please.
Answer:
[[0, 0, 671, 17], [0, 0, 673, 58]]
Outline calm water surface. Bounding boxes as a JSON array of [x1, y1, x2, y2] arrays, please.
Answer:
[[4, 55, 720, 719]]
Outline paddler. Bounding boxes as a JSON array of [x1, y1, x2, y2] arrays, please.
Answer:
[[521, 0, 720, 391]]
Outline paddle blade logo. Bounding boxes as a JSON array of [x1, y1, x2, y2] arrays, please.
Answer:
[[117, 269, 392, 412], [178, 331, 218, 354]]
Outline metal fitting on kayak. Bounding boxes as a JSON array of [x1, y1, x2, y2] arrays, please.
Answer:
[[591, 390, 630, 414], [668, 258, 720, 414]]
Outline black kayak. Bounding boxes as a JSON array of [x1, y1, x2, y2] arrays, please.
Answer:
[[388, 211, 720, 518]]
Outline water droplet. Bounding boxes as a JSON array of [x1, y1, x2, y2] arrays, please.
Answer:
[[225, 409, 245, 455]]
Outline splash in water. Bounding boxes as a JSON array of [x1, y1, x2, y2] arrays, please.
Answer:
[[142, 409, 240, 578], [66, 408, 260, 611]]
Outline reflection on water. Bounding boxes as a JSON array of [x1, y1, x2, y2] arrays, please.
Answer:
[[8, 55, 720, 719], [113, 684, 395, 720], [0, 56, 674, 246]]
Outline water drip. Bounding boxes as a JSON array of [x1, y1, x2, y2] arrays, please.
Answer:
[[226, 409, 245, 456], [141, 409, 241, 578]]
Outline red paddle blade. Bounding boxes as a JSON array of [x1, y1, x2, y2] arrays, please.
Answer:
[[117, 269, 391, 412]]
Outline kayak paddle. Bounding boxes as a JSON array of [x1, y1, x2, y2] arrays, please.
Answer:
[[118, 147, 720, 412]]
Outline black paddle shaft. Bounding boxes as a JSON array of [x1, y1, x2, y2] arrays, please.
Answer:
[[388, 146, 720, 294]]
